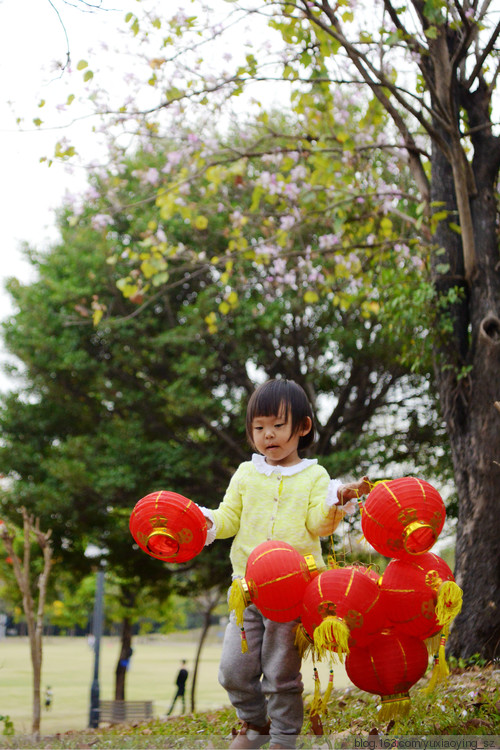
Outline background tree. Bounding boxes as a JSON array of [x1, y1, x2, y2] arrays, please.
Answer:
[[1, 106, 451, 717], [0, 510, 53, 738], [45, 0, 499, 659]]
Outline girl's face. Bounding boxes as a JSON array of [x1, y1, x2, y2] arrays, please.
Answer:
[[251, 410, 312, 466]]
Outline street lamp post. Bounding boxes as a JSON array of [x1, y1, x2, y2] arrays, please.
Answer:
[[89, 561, 105, 729]]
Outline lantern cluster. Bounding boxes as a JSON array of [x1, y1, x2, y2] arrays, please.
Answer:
[[345, 476, 462, 720], [231, 477, 462, 723]]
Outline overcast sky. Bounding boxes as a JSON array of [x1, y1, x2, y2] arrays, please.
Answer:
[[0, 0, 138, 391]]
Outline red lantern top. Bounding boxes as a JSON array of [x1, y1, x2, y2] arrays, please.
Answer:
[[361, 477, 445, 559], [129, 490, 207, 563]]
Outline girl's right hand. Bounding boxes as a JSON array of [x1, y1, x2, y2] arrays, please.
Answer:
[[338, 476, 371, 505]]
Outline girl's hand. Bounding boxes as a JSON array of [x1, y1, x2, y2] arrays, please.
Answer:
[[337, 476, 371, 506]]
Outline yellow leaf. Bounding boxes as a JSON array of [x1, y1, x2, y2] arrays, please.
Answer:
[[194, 215, 209, 230], [77, 60, 88, 70], [227, 291, 238, 306], [380, 217, 393, 236], [219, 301, 230, 315], [92, 309, 104, 326], [304, 290, 319, 304]]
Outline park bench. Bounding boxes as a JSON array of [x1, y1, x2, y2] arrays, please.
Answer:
[[98, 699, 154, 724]]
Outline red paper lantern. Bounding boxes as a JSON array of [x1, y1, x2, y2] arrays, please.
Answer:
[[346, 631, 429, 721], [361, 477, 445, 559], [300, 567, 388, 656], [380, 552, 461, 639], [230, 540, 318, 623], [129, 490, 207, 562]]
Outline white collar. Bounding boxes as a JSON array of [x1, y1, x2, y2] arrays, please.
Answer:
[[251, 453, 318, 477]]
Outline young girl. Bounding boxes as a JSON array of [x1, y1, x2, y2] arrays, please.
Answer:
[[200, 379, 370, 750]]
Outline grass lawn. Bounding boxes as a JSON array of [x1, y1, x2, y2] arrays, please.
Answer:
[[0, 631, 350, 736]]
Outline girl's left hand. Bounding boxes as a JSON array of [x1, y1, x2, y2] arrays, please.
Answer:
[[338, 476, 371, 505]]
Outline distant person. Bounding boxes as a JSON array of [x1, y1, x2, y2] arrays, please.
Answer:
[[167, 660, 188, 715], [44, 686, 53, 711]]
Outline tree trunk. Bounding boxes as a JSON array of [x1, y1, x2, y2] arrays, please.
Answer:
[[0, 511, 53, 738], [430, 86, 500, 660], [190, 588, 224, 713], [115, 617, 133, 701]]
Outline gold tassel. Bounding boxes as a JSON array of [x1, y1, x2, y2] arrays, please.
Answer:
[[228, 578, 249, 628], [309, 667, 323, 716], [320, 668, 334, 713], [435, 581, 463, 626], [313, 616, 350, 661], [294, 623, 314, 659], [421, 652, 440, 695], [421, 628, 450, 694], [378, 692, 411, 722], [424, 631, 442, 655]]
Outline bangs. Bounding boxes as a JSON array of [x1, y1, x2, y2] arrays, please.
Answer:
[[247, 384, 290, 422]]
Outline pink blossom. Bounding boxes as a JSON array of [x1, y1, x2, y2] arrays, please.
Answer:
[[144, 167, 160, 185], [91, 214, 113, 231], [272, 258, 287, 276], [284, 182, 300, 200], [85, 186, 101, 202], [290, 165, 307, 181], [307, 269, 325, 284], [162, 151, 182, 173], [230, 210, 245, 227], [318, 234, 340, 250], [280, 215, 296, 230]]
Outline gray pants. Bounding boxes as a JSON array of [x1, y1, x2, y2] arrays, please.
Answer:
[[219, 604, 303, 748]]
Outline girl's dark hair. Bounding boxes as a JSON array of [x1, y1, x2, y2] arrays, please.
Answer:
[[246, 379, 315, 451]]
